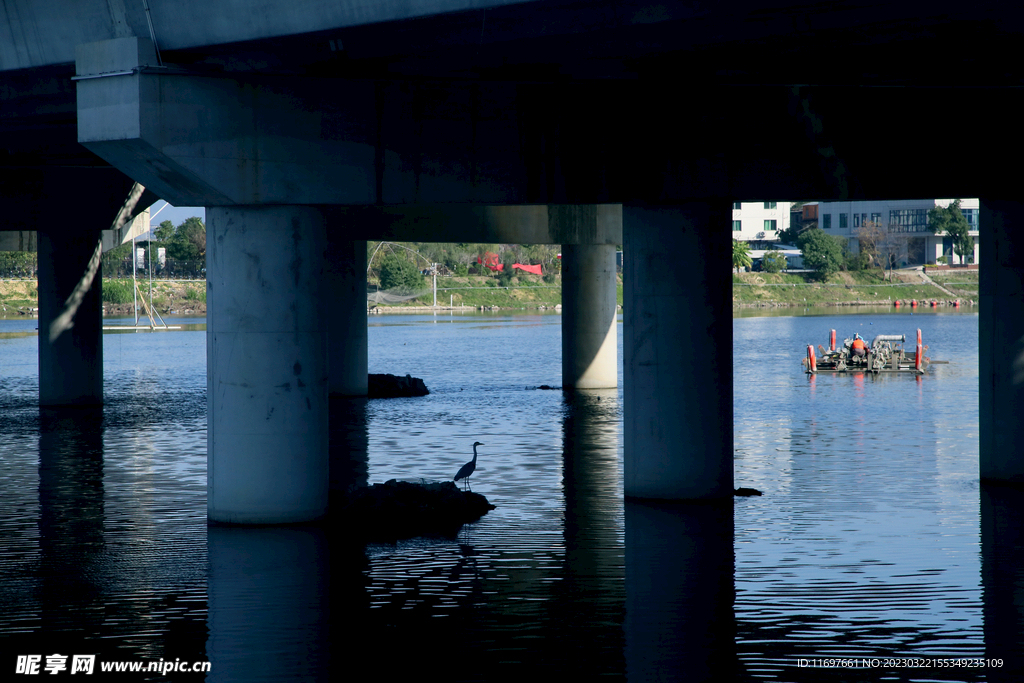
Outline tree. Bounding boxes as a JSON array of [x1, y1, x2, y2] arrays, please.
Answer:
[[379, 254, 425, 292], [165, 217, 206, 262], [928, 199, 974, 265], [762, 250, 787, 273], [154, 220, 176, 243], [877, 224, 905, 282], [797, 228, 844, 281], [732, 239, 752, 273], [854, 220, 885, 269]]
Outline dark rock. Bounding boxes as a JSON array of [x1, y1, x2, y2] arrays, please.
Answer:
[[368, 373, 429, 398], [337, 480, 495, 540], [734, 487, 763, 497], [536, 384, 561, 390]]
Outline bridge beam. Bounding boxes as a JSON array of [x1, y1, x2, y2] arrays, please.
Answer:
[[623, 203, 734, 500], [207, 205, 328, 524], [979, 200, 1024, 485]]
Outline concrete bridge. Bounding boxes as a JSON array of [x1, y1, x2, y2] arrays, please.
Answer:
[[2, 0, 1022, 523]]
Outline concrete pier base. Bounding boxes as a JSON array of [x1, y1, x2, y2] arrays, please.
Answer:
[[207, 206, 329, 524], [562, 243, 618, 389], [37, 228, 104, 406], [980, 200, 1024, 483], [327, 237, 367, 396], [623, 204, 733, 500]]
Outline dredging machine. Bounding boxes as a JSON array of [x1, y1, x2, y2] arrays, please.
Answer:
[[804, 328, 929, 375]]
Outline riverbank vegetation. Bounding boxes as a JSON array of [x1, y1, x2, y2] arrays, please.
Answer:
[[732, 268, 973, 306], [0, 235, 980, 316]]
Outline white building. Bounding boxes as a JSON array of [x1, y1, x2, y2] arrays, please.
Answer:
[[731, 201, 791, 245], [817, 198, 980, 266]]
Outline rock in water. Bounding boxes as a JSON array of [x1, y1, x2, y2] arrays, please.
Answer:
[[338, 480, 495, 540], [734, 487, 763, 497], [368, 373, 429, 398]]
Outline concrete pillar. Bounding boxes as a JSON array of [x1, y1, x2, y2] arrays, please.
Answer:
[[979, 200, 1024, 483], [207, 206, 329, 524], [623, 204, 733, 499], [326, 237, 368, 396], [562, 243, 618, 389], [37, 228, 104, 406]]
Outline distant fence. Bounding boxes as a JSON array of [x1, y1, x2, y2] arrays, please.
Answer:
[[0, 253, 37, 278], [102, 258, 206, 280], [0, 254, 205, 280]]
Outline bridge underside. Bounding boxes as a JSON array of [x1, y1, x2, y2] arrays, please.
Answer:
[[1, 2, 1023, 521]]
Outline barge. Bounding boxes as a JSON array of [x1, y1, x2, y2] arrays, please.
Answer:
[[805, 328, 928, 375]]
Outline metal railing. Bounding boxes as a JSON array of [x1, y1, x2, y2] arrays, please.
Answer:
[[101, 258, 206, 280]]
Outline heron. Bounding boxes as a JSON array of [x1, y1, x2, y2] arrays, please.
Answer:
[[454, 442, 484, 491]]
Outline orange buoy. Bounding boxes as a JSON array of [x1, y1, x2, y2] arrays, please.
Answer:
[[931, 300, 937, 307], [911, 299, 918, 307], [916, 343, 923, 371], [830, 329, 836, 351], [954, 300, 960, 308], [894, 300, 901, 307], [807, 344, 816, 373]]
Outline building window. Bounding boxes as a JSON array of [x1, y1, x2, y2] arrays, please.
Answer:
[[764, 219, 777, 232], [961, 208, 978, 229], [733, 202, 742, 210], [732, 220, 742, 231], [888, 209, 929, 233], [854, 213, 861, 228], [823, 214, 832, 230], [871, 213, 882, 226], [764, 201, 777, 209], [862, 213, 868, 227], [839, 213, 848, 229]]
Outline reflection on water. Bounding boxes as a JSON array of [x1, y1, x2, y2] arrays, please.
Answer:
[[625, 499, 736, 680], [2, 310, 1022, 680]]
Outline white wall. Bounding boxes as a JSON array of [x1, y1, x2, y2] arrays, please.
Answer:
[[730, 201, 791, 242]]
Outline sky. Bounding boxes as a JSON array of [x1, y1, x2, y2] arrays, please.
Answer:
[[148, 201, 205, 232]]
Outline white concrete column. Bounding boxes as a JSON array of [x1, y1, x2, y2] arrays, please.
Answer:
[[562, 243, 618, 389], [326, 237, 368, 396], [37, 228, 104, 406], [207, 206, 328, 524], [623, 204, 733, 499], [979, 200, 1024, 483]]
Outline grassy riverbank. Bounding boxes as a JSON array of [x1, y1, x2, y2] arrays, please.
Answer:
[[0, 279, 207, 317], [372, 274, 626, 310], [1, 269, 978, 317], [732, 268, 976, 307]]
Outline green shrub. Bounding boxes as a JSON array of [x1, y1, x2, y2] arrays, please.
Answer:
[[102, 279, 133, 304], [762, 250, 787, 273], [185, 285, 206, 303], [454, 263, 469, 277], [380, 254, 425, 292]]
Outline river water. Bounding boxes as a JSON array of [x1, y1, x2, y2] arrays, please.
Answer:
[[1, 308, 1018, 681]]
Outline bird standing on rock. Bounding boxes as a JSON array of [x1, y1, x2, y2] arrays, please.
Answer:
[[455, 442, 484, 491]]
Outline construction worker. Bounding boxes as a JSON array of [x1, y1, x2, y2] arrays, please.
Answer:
[[851, 334, 867, 359]]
